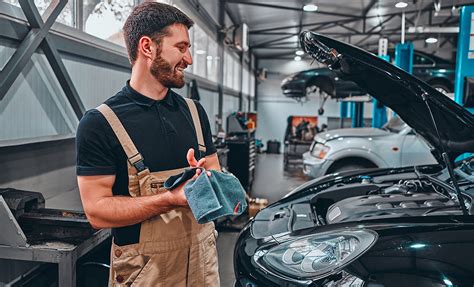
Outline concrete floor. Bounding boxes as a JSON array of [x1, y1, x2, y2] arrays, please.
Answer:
[[216, 153, 309, 286], [44, 152, 309, 286]]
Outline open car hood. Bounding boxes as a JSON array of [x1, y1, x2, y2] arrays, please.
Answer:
[[301, 32, 474, 161]]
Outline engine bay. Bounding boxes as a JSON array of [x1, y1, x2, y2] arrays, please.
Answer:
[[312, 175, 471, 225], [251, 170, 474, 239]]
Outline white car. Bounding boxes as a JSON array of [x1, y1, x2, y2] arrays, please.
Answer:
[[302, 117, 437, 178]]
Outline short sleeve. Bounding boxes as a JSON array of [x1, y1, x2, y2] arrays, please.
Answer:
[[195, 101, 217, 156], [76, 109, 117, 176]]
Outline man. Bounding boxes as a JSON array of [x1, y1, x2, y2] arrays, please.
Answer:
[[76, 2, 220, 286]]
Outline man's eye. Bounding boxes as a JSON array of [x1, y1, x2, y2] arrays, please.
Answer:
[[178, 46, 187, 53]]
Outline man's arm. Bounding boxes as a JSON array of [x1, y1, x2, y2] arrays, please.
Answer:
[[77, 175, 187, 229], [204, 152, 221, 171]]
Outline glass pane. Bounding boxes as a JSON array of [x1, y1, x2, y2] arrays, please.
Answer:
[[83, 0, 134, 46], [233, 58, 241, 90], [243, 67, 249, 95], [224, 52, 233, 88], [250, 73, 255, 97], [2, 0, 74, 27], [206, 37, 218, 83], [192, 24, 207, 78]]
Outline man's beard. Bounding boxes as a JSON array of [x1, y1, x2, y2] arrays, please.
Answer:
[[150, 54, 186, 88]]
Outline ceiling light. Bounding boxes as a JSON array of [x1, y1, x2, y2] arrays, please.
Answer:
[[295, 50, 304, 56], [395, 1, 408, 8], [294, 56, 302, 61], [303, 4, 318, 12], [425, 37, 438, 44], [195, 49, 206, 55]]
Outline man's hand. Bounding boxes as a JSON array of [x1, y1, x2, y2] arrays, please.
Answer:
[[168, 181, 189, 206], [187, 148, 211, 176]]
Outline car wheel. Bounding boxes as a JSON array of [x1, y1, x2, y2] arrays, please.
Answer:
[[430, 83, 450, 95], [331, 163, 368, 173], [328, 158, 377, 174]]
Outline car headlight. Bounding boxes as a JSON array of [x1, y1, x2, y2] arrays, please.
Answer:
[[259, 229, 377, 280], [311, 143, 330, 158]]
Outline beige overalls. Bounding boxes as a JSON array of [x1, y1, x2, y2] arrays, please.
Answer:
[[97, 98, 220, 287]]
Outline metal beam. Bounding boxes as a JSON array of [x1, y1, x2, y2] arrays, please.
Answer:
[[250, 16, 362, 34], [251, 34, 296, 48], [0, 0, 85, 119], [224, 1, 241, 25], [362, 0, 377, 17], [339, 24, 361, 34], [224, 0, 357, 18]]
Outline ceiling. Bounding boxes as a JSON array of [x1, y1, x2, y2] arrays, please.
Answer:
[[223, 0, 474, 59]]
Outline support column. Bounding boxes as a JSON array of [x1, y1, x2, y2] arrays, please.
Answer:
[[239, 51, 244, 111], [217, 0, 225, 131]]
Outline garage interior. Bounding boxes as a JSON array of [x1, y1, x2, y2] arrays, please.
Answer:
[[1, 0, 474, 286]]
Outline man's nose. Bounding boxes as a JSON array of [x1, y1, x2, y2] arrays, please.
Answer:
[[184, 49, 193, 65]]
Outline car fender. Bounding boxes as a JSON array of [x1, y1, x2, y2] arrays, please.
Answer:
[[326, 146, 389, 169]]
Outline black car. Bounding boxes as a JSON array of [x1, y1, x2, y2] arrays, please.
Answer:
[[281, 50, 455, 99], [281, 67, 366, 98], [234, 32, 474, 287], [391, 49, 455, 94]]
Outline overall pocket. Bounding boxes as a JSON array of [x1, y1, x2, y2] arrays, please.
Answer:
[[111, 244, 151, 286], [138, 174, 164, 196]]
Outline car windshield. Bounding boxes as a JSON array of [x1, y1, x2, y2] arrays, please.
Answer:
[[381, 116, 408, 133]]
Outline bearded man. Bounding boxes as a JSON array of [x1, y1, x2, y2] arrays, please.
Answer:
[[75, 2, 220, 286]]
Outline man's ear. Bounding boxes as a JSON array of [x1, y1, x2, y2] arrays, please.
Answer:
[[137, 36, 154, 60]]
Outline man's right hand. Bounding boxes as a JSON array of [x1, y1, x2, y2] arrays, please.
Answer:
[[168, 181, 189, 207]]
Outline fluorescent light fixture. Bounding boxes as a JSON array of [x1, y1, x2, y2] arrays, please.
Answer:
[[206, 55, 213, 60], [195, 49, 206, 55], [303, 4, 318, 12], [295, 50, 304, 56], [294, 56, 302, 61], [409, 243, 427, 249], [443, 278, 454, 287], [425, 37, 438, 44], [395, 1, 408, 8]]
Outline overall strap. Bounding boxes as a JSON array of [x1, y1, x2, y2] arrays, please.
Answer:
[[184, 98, 206, 157], [96, 104, 147, 173]]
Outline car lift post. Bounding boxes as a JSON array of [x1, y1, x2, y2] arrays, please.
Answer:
[[372, 54, 390, 128], [339, 101, 348, 128], [350, 102, 364, 128], [394, 42, 414, 74], [454, 5, 474, 114]]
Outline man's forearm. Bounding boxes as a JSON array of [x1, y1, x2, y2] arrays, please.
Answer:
[[86, 193, 174, 229]]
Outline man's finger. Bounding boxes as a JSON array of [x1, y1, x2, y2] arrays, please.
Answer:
[[187, 148, 198, 166], [197, 158, 206, 167], [194, 168, 202, 178]]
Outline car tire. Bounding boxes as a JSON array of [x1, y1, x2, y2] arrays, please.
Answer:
[[430, 83, 451, 95], [331, 164, 367, 173], [327, 158, 377, 174]]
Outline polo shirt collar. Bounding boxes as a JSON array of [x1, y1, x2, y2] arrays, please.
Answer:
[[125, 80, 176, 108]]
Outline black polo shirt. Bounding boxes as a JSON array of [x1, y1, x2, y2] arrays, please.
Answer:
[[76, 81, 216, 246]]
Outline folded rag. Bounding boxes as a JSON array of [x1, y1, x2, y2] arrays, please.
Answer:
[[164, 168, 247, 224]]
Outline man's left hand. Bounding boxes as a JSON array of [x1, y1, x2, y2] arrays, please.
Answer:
[[186, 148, 211, 177]]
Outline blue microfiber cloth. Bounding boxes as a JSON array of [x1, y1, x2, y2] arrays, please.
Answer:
[[164, 168, 247, 224]]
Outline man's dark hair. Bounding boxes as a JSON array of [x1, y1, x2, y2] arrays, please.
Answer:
[[123, 2, 194, 64]]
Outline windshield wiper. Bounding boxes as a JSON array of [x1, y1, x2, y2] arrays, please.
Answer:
[[420, 91, 469, 215]]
